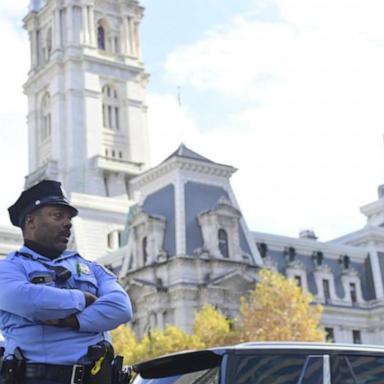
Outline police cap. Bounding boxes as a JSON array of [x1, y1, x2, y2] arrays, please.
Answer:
[[8, 180, 78, 227]]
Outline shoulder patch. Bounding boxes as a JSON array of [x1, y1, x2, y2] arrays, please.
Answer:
[[96, 263, 117, 277]]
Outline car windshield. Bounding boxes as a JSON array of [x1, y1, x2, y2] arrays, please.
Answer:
[[227, 353, 324, 384], [332, 355, 384, 383]]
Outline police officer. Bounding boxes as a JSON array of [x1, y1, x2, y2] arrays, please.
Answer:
[[0, 180, 133, 383]]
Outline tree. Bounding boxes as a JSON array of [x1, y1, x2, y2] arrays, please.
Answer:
[[193, 304, 232, 347], [239, 269, 324, 342], [132, 325, 204, 363], [111, 324, 138, 364]]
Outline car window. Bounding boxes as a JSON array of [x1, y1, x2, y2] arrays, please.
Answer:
[[332, 355, 384, 384], [132, 366, 220, 384], [226, 354, 324, 384]]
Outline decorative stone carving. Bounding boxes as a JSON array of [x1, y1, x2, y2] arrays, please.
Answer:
[[120, 206, 166, 275], [197, 196, 243, 260]]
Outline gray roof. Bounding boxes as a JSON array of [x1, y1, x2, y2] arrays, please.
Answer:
[[161, 143, 214, 164], [263, 248, 376, 302]]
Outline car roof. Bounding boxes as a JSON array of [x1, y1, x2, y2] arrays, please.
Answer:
[[133, 342, 384, 379], [232, 341, 384, 353]]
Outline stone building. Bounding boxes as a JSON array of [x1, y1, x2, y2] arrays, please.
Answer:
[[1, 0, 384, 346]]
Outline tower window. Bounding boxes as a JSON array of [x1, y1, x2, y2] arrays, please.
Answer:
[[41, 93, 51, 142], [218, 229, 229, 258], [97, 25, 105, 50], [102, 85, 120, 130]]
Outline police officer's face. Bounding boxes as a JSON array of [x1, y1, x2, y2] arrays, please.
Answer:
[[27, 205, 73, 252]]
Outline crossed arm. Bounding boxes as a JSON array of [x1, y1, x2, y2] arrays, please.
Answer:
[[0, 260, 132, 333]]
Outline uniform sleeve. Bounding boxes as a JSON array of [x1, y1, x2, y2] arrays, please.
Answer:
[[76, 264, 132, 332], [0, 260, 86, 322]]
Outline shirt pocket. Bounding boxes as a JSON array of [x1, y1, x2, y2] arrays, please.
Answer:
[[28, 270, 56, 286], [73, 274, 98, 296]]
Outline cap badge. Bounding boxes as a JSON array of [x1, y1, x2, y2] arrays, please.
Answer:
[[35, 200, 41, 206]]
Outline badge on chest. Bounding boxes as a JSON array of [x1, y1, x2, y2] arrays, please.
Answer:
[[76, 262, 91, 276]]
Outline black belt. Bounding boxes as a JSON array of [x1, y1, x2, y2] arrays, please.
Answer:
[[24, 363, 88, 383]]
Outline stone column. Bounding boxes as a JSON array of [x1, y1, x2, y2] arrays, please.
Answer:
[[128, 17, 134, 55], [81, 6, 89, 44], [88, 6, 96, 46], [133, 21, 141, 58], [30, 31, 37, 68], [53, 9, 61, 50], [123, 17, 130, 54], [66, 5, 73, 44]]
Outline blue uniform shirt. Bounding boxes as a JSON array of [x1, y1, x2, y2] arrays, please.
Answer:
[[0, 246, 132, 364]]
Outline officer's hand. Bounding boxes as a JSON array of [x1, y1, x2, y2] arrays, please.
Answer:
[[84, 292, 97, 307], [43, 315, 79, 329]]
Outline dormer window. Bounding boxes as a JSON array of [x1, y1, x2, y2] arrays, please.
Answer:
[[284, 246, 296, 262], [257, 242, 268, 258], [313, 251, 324, 266], [350, 282, 357, 305], [142, 236, 148, 265], [322, 279, 331, 302], [218, 229, 229, 258], [197, 197, 243, 260], [340, 255, 350, 270]]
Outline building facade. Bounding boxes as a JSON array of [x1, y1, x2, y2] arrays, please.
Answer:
[[1, 0, 384, 345]]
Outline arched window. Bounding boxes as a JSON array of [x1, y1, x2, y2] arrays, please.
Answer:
[[142, 236, 148, 265], [218, 229, 229, 258], [97, 24, 105, 50], [41, 93, 51, 142], [102, 85, 120, 130]]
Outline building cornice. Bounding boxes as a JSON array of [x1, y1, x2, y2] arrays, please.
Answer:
[[131, 157, 237, 189]]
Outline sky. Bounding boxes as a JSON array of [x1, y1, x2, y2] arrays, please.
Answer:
[[1, 0, 384, 241]]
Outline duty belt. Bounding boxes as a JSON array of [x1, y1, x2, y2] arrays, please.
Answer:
[[24, 363, 87, 384]]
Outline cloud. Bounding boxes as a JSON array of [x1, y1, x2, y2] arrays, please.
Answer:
[[150, 0, 384, 239]]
